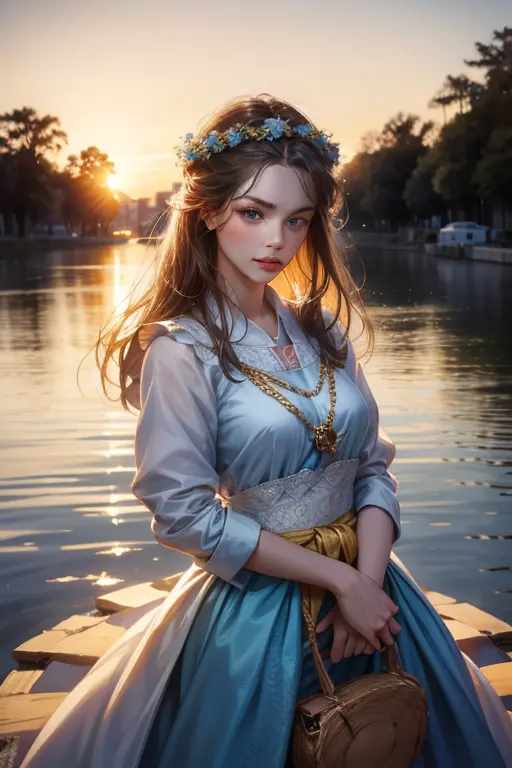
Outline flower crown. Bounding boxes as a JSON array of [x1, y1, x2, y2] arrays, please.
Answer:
[[173, 117, 341, 169]]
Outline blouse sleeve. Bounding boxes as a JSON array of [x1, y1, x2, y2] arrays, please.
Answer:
[[131, 333, 262, 589], [345, 337, 401, 542]]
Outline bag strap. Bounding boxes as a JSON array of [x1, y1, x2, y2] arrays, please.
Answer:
[[301, 599, 403, 697]]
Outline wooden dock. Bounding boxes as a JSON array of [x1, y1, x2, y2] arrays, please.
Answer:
[[1, 567, 511, 766]]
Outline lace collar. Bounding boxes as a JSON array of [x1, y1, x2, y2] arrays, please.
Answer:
[[123, 286, 323, 408], [199, 284, 313, 351]]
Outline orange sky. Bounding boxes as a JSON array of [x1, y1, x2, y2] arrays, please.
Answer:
[[1, 0, 510, 200]]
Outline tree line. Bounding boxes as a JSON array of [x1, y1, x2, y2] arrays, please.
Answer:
[[1, 26, 510, 238], [340, 27, 512, 233], [0, 109, 118, 237]]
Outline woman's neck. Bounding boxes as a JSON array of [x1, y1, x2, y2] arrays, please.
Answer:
[[217, 275, 277, 334]]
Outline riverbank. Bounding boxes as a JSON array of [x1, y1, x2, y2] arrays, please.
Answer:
[[338, 232, 512, 262], [425, 243, 512, 264], [347, 240, 422, 253], [338, 230, 423, 253]]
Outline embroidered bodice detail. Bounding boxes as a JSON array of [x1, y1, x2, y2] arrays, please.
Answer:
[[138, 317, 319, 373], [223, 458, 359, 533]]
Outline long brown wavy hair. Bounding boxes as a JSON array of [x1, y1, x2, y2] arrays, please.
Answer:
[[95, 93, 374, 411]]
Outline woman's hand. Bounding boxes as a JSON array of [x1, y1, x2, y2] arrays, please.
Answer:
[[316, 604, 375, 662], [329, 564, 401, 651]]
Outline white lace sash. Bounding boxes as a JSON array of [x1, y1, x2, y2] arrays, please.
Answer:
[[222, 458, 359, 533]]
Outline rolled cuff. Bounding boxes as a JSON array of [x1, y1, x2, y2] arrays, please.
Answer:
[[194, 508, 262, 588], [354, 477, 401, 542]]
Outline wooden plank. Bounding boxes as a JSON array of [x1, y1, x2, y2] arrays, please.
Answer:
[[491, 630, 512, 653], [455, 634, 511, 669], [0, 692, 67, 736], [480, 663, 512, 698], [442, 619, 483, 642], [96, 582, 167, 613], [0, 665, 88, 768], [150, 572, 185, 593], [437, 603, 512, 637], [105, 601, 165, 630], [12, 619, 125, 666], [421, 591, 457, 607], [30, 662, 92, 694], [51, 615, 104, 632], [0, 670, 43, 697]]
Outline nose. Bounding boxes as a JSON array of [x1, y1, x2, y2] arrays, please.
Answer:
[[266, 221, 285, 250]]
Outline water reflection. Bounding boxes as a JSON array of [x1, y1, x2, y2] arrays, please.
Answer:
[[45, 572, 125, 586], [95, 546, 143, 556], [0, 242, 510, 682]]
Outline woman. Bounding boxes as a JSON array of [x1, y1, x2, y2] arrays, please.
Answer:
[[22, 94, 512, 768]]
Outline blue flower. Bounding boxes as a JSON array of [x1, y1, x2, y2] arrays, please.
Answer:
[[327, 146, 340, 163], [226, 130, 243, 147], [184, 149, 201, 161], [312, 135, 327, 147], [185, 132, 194, 141], [205, 131, 224, 152], [295, 124, 312, 137], [263, 118, 286, 140]]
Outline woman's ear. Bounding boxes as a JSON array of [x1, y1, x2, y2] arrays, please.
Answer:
[[203, 204, 232, 231]]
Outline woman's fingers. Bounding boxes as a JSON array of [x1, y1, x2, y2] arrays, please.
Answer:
[[342, 633, 357, 658], [334, 570, 400, 650], [330, 621, 348, 663], [316, 609, 335, 634], [377, 624, 395, 647], [362, 632, 382, 651], [318, 603, 399, 662], [353, 635, 368, 656], [386, 596, 399, 614]]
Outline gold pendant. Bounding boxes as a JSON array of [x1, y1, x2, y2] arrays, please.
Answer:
[[313, 426, 338, 454]]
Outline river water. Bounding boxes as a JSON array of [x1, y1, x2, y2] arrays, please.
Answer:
[[0, 242, 511, 681]]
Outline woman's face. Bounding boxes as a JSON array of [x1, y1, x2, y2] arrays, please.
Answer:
[[206, 164, 317, 286]]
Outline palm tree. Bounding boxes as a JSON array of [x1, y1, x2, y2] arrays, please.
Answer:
[[429, 75, 483, 119], [428, 93, 453, 124], [464, 26, 512, 75]]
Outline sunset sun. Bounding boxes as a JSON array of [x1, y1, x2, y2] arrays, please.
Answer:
[[107, 174, 119, 190]]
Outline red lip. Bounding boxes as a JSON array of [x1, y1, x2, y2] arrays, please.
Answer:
[[254, 258, 282, 264]]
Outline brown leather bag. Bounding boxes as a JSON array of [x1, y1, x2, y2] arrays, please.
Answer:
[[292, 603, 429, 768]]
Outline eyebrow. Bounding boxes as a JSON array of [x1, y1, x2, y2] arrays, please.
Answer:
[[240, 195, 315, 215]]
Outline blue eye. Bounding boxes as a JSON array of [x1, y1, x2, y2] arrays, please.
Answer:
[[239, 209, 309, 227]]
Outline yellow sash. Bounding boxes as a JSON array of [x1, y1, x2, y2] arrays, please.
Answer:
[[278, 509, 358, 633]]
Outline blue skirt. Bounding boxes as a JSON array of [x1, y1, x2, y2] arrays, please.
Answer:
[[138, 559, 509, 768]]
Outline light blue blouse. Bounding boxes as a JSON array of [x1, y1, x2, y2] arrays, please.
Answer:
[[128, 285, 400, 590]]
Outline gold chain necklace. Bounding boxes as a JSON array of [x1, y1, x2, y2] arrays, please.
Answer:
[[239, 355, 340, 454]]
